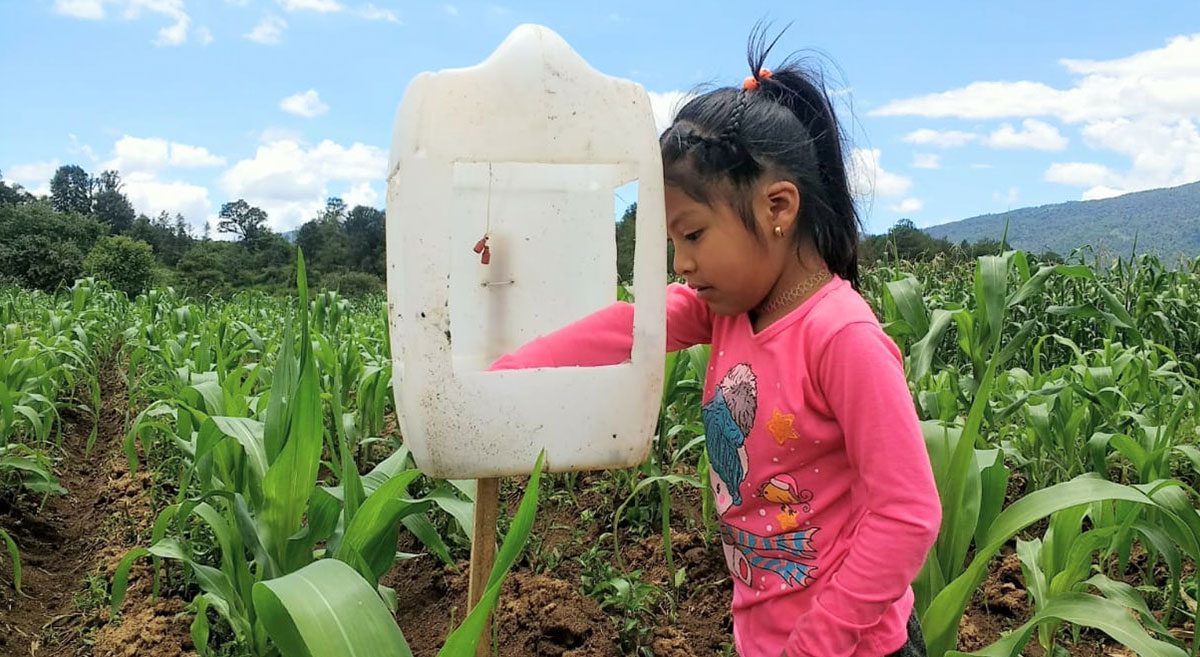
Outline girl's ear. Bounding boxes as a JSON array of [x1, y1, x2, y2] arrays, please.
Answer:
[[762, 180, 801, 234]]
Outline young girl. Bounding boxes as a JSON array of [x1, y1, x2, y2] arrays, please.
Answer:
[[492, 36, 942, 657]]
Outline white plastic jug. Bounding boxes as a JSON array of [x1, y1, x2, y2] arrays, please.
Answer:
[[386, 24, 667, 479]]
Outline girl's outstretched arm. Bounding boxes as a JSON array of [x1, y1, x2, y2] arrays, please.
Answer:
[[786, 322, 942, 657], [489, 282, 712, 370]]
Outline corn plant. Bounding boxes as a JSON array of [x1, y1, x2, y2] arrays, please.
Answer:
[[612, 344, 709, 586], [874, 253, 1200, 657], [1014, 505, 1183, 654], [254, 451, 545, 657], [0, 526, 19, 592], [111, 253, 467, 656], [1, 279, 120, 500]]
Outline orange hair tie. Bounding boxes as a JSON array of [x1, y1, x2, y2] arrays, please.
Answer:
[[742, 68, 771, 91]]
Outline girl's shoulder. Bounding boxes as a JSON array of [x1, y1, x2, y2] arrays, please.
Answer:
[[801, 277, 883, 342], [770, 277, 896, 372]]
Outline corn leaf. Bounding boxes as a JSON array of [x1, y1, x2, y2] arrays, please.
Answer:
[[253, 559, 414, 657], [949, 592, 1185, 657]]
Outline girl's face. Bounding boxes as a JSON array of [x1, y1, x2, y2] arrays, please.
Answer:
[[665, 182, 798, 316]]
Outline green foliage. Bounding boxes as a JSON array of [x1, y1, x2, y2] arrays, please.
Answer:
[[85, 235, 157, 297], [0, 444, 68, 498], [91, 170, 136, 234], [0, 528, 19, 592], [218, 199, 270, 243], [110, 253, 476, 657], [173, 237, 296, 296], [5, 167, 387, 298], [343, 205, 385, 278], [175, 240, 232, 294], [0, 173, 35, 207], [127, 211, 195, 266], [862, 218, 1012, 265], [0, 202, 106, 292], [318, 270, 384, 297], [294, 198, 385, 286], [49, 164, 91, 214], [616, 202, 637, 284], [295, 205, 349, 276], [598, 570, 664, 653]]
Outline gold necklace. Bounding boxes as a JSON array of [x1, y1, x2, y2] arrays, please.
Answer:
[[755, 268, 832, 316]]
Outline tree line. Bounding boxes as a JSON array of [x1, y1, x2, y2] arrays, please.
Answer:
[[0, 165, 386, 297]]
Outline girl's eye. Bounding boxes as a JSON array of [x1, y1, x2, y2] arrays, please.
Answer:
[[685, 230, 703, 242]]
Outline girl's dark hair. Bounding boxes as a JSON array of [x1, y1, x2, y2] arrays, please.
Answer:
[[660, 25, 861, 289]]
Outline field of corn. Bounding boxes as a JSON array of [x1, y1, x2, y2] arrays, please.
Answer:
[[1, 250, 1199, 657]]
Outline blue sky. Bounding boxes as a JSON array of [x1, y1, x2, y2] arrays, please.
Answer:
[[2, 1, 1198, 236]]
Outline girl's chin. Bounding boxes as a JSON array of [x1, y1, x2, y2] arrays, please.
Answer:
[[702, 298, 752, 317]]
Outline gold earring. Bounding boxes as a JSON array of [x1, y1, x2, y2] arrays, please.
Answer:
[[774, 225, 783, 238]]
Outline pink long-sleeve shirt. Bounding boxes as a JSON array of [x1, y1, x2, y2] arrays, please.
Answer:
[[491, 277, 941, 657]]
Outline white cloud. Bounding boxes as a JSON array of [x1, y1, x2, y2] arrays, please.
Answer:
[[1044, 115, 1200, 199], [850, 148, 912, 200], [891, 198, 923, 213], [6, 161, 61, 185], [75, 136, 216, 227], [444, 4, 459, 15], [55, 0, 192, 45], [219, 137, 387, 230], [195, 25, 213, 45], [123, 172, 213, 226], [875, 34, 1200, 195], [648, 90, 692, 134], [54, 0, 105, 19], [970, 163, 993, 169], [357, 3, 400, 23], [5, 160, 60, 196], [1077, 117, 1200, 189], [1044, 162, 1120, 188], [912, 153, 941, 170], [874, 81, 1067, 121], [985, 119, 1068, 151], [107, 136, 168, 171], [170, 143, 226, 167], [104, 136, 226, 172], [901, 128, 977, 148], [122, 0, 191, 46], [343, 181, 379, 208], [278, 0, 344, 11], [245, 15, 287, 44], [280, 90, 330, 118], [1081, 186, 1126, 201]]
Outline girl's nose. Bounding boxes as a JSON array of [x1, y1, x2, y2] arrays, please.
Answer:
[[672, 248, 694, 277]]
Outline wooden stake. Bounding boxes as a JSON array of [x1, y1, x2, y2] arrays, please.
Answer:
[[467, 476, 500, 657]]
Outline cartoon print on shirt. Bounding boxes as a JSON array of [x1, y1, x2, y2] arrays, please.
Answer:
[[765, 407, 799, 445], [704, 365, 821, 590], [757, 474, 813, 532], [703, 363, 757, 515], [722, 523, 820, 588]]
